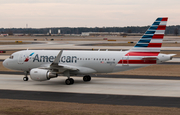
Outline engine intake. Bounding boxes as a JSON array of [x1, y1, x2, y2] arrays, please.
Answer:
[[30, 68, 58, 81]]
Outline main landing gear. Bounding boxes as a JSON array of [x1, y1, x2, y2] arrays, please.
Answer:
[[23, 71, 29, 81], [65, 78, 74, 85], [65, 75, 91, 85], [64, 70, 74, 85], [83, 75, 91, 82], [64, 70, 91, 85]]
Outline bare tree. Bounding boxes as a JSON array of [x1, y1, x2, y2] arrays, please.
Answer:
[[174, 28, 179, 36]]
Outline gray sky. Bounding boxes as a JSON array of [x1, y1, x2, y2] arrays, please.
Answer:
[[0, 0, 179, 28]]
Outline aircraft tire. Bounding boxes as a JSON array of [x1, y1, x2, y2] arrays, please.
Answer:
[[23, 77, 28, 81], [70, 78, 74, 84], [65, 79, 71, 85], [83, 75, 91, 82], [88, 76, 91, 81], [65, 78, 74, 85]]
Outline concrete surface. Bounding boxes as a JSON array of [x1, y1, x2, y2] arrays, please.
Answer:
[[1, 75, 180, 97]]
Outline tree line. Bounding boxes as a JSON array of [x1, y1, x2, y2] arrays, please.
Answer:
[[0, 25, 180, 35]]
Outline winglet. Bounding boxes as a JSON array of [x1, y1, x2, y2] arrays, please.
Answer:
[[51, 50, 63, 66]]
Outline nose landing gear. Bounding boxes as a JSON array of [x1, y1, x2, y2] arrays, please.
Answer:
[[23, 77, 29, 81], [23, 71, 29, 81]]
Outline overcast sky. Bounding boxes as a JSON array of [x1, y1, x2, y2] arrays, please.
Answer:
[[0, 0, 179, 28]]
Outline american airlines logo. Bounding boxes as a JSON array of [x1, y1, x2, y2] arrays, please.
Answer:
[[33, 54, 77, 63], [24, 52, 35, 62]]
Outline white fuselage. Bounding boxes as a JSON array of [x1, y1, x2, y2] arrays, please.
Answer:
[[3, 50, 172, 75]]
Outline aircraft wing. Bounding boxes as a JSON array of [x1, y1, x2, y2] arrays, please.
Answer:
[[39, 64, 78, 73], [39, 50, 78, 72], [39, 50, 96, 74]]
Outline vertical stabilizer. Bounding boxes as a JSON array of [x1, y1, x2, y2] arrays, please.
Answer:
[[127, 17, 168, 56]]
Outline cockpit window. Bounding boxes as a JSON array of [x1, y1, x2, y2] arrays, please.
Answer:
[[9, 55, 14, 59]]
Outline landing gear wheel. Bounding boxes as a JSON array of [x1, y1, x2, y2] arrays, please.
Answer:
[[69, 78, 74, 84], [23, 77, 29, 81], [83, 75, 91, 82], [65, 79, 71, 85], [88, 76, 91, 81], [65, 78, 74, 85], [23, 71, 29, 81]]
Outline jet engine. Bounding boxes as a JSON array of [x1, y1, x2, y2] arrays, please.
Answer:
[[30, 68, 58, 81]]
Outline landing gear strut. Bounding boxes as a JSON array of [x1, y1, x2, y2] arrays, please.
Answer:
[[83, 75, 91, 82], [23, 71, 29, 81], [64, 70, 74, 85]]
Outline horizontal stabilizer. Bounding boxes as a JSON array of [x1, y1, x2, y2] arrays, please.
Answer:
[[167, 54, 176, 57], [141, 57, 158, 60]]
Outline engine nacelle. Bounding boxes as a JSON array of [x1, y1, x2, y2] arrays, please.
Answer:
[[30, 68, 58, 81]]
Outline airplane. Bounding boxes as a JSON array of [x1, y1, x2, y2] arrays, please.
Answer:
[[0, 34, 8, 37], [3, 17, 176, 85]]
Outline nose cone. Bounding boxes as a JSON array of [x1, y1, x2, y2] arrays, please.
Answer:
[[3, 59, 9, 69]]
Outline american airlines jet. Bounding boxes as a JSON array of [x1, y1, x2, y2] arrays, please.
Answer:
[[3, 17, 175, 85]]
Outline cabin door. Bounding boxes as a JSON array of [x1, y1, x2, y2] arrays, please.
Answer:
[[122, 56, 129, 66]]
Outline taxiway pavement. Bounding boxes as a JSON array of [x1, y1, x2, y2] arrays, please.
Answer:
[[1, 74, 180, 107], [0, 42, 180, 50], [1, 75, 180, 98]]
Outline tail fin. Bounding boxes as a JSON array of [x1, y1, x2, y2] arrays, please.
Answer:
[[127, 17, 168, 56]]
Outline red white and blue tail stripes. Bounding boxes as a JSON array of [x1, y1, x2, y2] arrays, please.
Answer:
[[118, 17, 168, 65], [127, 17, 168, 56]]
